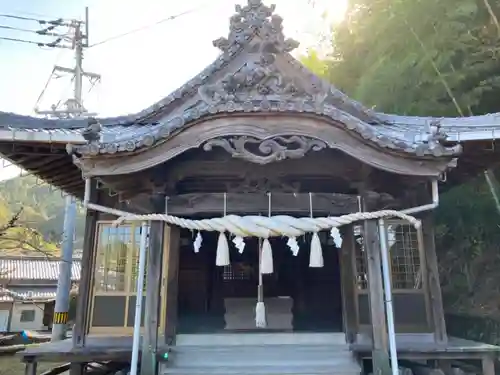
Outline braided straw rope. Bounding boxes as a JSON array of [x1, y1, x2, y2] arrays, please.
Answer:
[[113, 210, 421, 237]]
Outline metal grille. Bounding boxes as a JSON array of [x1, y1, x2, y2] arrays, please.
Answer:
[[354, 221, 422, 291], [386, 221, 421, 289]]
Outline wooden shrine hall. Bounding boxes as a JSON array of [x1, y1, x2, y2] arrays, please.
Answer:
[[2, 1, 500, 375]]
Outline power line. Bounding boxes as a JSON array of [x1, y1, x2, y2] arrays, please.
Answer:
[[0, 36, 65, 47], [0, 24, 67, 37], [0, 25, 36, 33], [0, 13, 42, 22], [0, 13, 79, 49], [5, 9, 65, 20], [0, 13, 72, 26], [88, 5, 208, 48]]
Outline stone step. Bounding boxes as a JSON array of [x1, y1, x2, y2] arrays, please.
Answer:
[[163, 364, 361, 375], [163, 334, 361, 375], [175, 332, 347, 346], [171, 345, 354, 365]]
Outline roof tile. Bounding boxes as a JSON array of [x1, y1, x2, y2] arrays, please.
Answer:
[[0, 258, 81, 281]]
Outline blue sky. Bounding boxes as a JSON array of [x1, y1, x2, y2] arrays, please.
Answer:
[[0, 0, 347, 181]]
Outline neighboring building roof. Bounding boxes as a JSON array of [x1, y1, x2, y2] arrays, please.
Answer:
[[0, 257, 81, 282], [0, 287, 58, 303]]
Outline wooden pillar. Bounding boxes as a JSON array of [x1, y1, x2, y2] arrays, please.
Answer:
[[141, 193, 167, 375], [73, 178, 99, 348], [364, 218, 391, 375], [358, 180, 392, 375], [339, 225, 358, 343], [69, 363, 85, 375], [163, 225, 181, 344], [482, 354, 495, 375], [422, 213, 447, 344], [24, 361, 37, 375]]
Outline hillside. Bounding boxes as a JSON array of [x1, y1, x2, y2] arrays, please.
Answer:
[[0, 175, 85, 257]]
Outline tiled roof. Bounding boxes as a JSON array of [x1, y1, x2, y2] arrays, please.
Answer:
[[0, 287, 58, 302], [0, 257, 81, 281], [1, 1, 497, 158]]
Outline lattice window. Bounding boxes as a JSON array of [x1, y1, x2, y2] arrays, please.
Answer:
[[95, 224, 135, 292], [353, 221, 422, 291], [222, 263, 254, 281], [386, 221, 422, 290]]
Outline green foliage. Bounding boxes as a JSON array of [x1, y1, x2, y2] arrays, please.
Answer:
[[435, 177, 500, 315], [0, 175, 85, 257], [304, 0, 500, 117], [302, 0, 500, 317]]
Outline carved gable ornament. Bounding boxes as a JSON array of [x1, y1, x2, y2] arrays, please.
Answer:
[[199, 1, 328, 108], [198, 54, 328, 108], [212, 0, 299, 55]]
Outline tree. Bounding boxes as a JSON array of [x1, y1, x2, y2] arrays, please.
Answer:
[[0, 205, 59, 258], [0, 175, 85, 257], [301, 0, 500, 317], [304, 0, 500, 117]]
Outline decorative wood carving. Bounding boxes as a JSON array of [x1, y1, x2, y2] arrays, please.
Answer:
[[203, 135, 327, 165]]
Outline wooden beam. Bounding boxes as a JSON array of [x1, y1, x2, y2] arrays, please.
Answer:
[[339, 224, 358, 343], [24, 155, 69, 172], [163, 225, 181, 344], [422, 213, 447, 344], [156, 192, 396, 216], [73, 179, 99, 348], [141, 193, 166, 375], [162, 155, 360, 181]]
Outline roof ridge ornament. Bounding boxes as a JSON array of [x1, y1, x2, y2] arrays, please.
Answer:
[[418, 119, 462, 156], [213, 0, 299, 54], [81, 117, 102, 144]]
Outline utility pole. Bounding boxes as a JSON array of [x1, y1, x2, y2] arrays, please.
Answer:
[[45, 8, 100, 342], [35, 9, 100, 119]]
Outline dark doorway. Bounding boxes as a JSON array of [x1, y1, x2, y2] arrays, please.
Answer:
[[177, 230, 343, 333]]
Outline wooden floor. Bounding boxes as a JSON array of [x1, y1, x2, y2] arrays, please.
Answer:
[[19, 334, 500, 363], [20, 336, 137, 363], [352, 335, 500, 360]]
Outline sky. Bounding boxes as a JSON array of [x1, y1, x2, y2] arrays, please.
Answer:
[[0, 0, 348, 181]]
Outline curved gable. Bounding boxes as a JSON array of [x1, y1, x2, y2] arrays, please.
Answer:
[[71, 114, 456, 178]]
